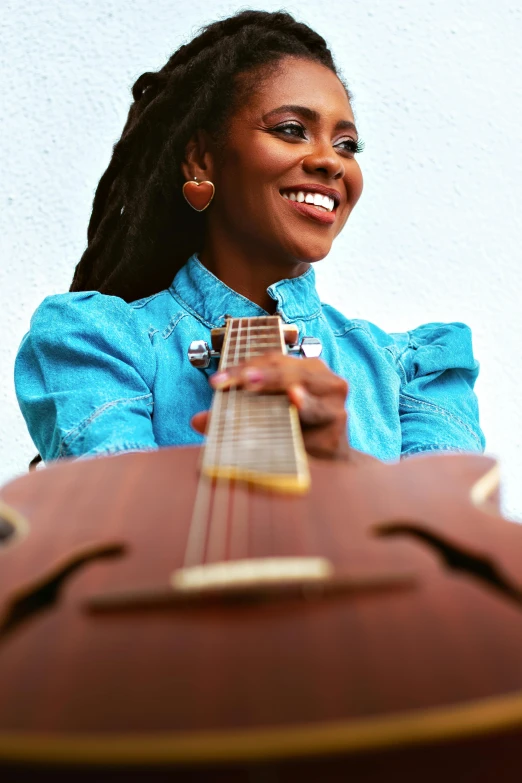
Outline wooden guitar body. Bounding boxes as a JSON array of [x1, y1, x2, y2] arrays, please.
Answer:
[[1, 447, 522, 781]]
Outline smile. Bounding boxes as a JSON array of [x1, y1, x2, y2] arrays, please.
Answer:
[[279, 187, 338, 226], [282, 190, 335, 212]]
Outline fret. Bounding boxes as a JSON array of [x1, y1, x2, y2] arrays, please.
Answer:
[[226, 326, 279, 331], [215, 449, 300, 462], [211, 447, 301, 464], [227, 324, 275, 330], [203, 316, 309, 492], [210, 433, 297, 442], [224, 342, 282, 351]]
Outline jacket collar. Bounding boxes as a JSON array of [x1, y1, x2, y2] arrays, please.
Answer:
[[170, 254, 322, 328]]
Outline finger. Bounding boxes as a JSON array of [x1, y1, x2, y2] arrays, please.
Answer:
[[302, 423, 350, 461], [248, 360, 347, 402], [288, 383, 323, 423], [211, 355, 348, 400], [210, 354, 282, 391], [191, 410, 210, 435], [289, 382, 347, 428]]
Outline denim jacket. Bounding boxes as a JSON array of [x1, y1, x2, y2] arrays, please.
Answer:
[[15, 254, 485, 462]]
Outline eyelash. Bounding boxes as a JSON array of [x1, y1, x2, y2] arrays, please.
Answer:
[[272, 122, 365, 154]]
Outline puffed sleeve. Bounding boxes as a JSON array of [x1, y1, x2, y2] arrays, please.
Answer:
[[14, 291, 158, 462], [395, 322, 485, 456]]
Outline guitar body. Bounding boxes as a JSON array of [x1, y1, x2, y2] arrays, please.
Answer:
[[1, 447, 522, 781]]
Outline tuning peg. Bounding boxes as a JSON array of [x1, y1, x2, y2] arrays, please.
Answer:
[[187, 340, 220, 369], [189, 333, 322, 368], [287, 336, 322, 358]]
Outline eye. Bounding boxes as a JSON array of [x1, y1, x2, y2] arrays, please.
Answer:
[[272, 122, 307, 139], [335, 137, 365, 156]]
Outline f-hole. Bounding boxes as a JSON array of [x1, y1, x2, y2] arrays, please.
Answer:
[[0, 542, 125, 642], [376, 523, 522, 607], [0, 502, 28, 548]]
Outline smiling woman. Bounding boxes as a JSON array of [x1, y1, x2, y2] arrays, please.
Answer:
[[13, 9, 484, 465]]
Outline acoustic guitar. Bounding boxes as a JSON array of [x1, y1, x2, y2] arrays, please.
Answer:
[[0, 315, 521, 782]]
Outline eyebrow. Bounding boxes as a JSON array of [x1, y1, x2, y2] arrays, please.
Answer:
[[262, 104, 358, 137]]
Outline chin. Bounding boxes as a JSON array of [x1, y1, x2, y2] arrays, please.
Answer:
[[288, 240, 332, 264]]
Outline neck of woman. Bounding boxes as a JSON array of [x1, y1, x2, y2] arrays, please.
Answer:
[[199, 230, 310, 313]]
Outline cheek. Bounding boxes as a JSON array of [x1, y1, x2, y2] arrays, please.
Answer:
[[229, 134, 297, 187], [243, 145, 295, 193], [217, 142, 297, 233], [336, 163, 363, 234], [218, 141, 282, 204], [349, 162, 364, 204]]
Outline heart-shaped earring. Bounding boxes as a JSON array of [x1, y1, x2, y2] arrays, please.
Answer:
[[182, 178, 215, 212]]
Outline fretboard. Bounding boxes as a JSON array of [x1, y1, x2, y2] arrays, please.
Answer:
[[201, 316, 309, 492]]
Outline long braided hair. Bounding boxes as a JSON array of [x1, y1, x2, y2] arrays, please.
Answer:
[[69, 10, 343, 303]]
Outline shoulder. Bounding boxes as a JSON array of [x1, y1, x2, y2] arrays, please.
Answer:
[[29, 290, 138, 329], [321, 304, 477, 375], [26, 284, 189, 345], [320, 303, 398, 350], [390, 322, 478, 382], [17, 291, 160, 387], [15, 291, 161, 462], [129, 288, 191, 340], [26, 290, 151, 352]]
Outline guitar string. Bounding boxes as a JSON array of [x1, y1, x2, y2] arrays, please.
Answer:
[[181, 319, 235, 568], [183, 315, 298, 569], [206, 317, 242, 563], [229, 315, 252, 560], [181, 382, 230, 568], [268, 319, 286, 558], [224, 317, 252, 559], [212, 316, 281, 564], [214, 317, 240, 562]]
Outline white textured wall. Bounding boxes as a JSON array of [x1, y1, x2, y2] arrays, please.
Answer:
[[1, 1, 521, 516]]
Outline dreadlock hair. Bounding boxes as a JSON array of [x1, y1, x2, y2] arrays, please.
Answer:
[[69, 9, 344, 303]]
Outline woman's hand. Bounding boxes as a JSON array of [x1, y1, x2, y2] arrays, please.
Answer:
[[191, 352, 352, 461]]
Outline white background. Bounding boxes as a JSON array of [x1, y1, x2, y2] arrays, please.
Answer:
[[1, 1, 521, 517]]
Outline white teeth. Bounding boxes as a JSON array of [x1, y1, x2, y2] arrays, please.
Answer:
[[282, 191, 336, 211]]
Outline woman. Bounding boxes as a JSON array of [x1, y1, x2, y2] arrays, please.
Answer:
[[14, 10, 484, 465]]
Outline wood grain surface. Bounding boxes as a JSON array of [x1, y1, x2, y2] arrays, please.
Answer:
[[0, 449, 522, 781]]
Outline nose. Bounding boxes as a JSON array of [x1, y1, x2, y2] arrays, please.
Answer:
[[302, 140, 345, 181]]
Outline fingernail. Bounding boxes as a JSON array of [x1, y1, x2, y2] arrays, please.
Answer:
[[289, 384, 307, 408], [292, 384, 306, 407], [211, 370, 229, 389], [244, 368, 264, 386]]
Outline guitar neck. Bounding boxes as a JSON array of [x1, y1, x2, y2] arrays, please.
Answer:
[[201, 316, 310, 493]]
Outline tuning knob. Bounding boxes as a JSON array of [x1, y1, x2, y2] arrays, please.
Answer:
[[287, 336, 323, 358], [187, 340, 220, 369]]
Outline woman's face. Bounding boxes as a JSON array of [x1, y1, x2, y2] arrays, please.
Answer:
[[207, 56, 364, 265]]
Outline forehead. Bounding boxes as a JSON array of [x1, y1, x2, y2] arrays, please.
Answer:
[[240, 56, 354, 122]]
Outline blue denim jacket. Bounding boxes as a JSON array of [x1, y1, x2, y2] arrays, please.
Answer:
[[15, 254, 485, 462]]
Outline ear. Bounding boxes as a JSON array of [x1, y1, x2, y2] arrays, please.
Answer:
[[181, 130, 216, 183]]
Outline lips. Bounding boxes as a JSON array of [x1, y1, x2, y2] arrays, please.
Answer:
[[279, 186, 339, 225], [284, 198, 336, 225], [281, 188, 338, 226]]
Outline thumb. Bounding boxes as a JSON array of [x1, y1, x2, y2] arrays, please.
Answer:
[[191, 410, 210, 435]]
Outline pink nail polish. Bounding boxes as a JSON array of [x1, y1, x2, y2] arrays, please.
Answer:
[[245, 368, 264, 385], [211, 371, 229, 387]]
